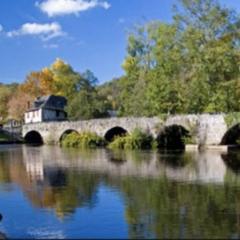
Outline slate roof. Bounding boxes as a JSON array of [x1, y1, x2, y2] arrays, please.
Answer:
[[27, 95, 67, 112]]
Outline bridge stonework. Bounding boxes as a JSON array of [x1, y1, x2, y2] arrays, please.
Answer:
[[22, 114, 229, 146]]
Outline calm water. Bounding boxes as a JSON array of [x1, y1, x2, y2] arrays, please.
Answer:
[[0, 146, 240, 238]]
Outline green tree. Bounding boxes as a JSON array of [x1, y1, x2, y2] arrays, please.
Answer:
[[66, 89, 109, 120], [117, 0, 240, 116]]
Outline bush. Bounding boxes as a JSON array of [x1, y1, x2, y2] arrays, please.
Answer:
[[108, 128, 156, 150], [61, 132, 106, 148]]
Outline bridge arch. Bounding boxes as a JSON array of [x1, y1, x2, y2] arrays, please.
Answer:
[[104, 126, 128, 142], [59, 129, 78, 143], [221, 124, 240, 145], [157, 124, 190, 150], [24, 130, 43, 145]]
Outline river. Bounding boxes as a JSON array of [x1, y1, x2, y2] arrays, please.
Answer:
[[0, 145, 240, 238]]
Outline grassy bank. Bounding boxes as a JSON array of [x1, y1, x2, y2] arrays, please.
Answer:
[[0, 132, 11, 142], [0, 130, 22, 144]]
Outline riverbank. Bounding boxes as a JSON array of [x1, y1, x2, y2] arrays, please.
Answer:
[[0, 130, 23, 144]]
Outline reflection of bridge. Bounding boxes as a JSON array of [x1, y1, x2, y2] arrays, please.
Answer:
[[22, 146, 230, 184], [22, 114, 240, 147]]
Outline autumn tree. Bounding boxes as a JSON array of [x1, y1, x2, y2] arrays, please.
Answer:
[[8, 88, 33, 120], [0, 84, 17, 122]]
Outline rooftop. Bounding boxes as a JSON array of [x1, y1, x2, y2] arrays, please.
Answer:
[[27, 95, 67, 112]]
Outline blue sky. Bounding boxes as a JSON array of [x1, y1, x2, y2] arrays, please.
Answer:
[[0, 0, 239, 84]]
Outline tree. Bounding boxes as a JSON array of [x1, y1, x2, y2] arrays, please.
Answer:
[[0, 85, 16, 122], [66, 89, 109, 120], [50, 58, 82, 99], [8, 88, 33, 120], [117, 0, 240, 116]]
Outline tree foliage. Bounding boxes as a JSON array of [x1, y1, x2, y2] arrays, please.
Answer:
[[5, 59, 109, 120], [100, 0, 240, 116], [2, 0, 240, 121]]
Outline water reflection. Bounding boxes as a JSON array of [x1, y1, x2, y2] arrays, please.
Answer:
[[1, 146, 240, 238], [222, 150, 240, 174]]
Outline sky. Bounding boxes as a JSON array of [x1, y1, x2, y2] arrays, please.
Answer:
[[0, 0, 239, 84]]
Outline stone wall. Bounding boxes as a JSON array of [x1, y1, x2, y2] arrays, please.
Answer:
[[22, 114, 230, 146]]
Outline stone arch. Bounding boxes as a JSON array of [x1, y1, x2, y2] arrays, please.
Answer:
[[165, 116, 197, 134], [221, 124, 240, 145], [59, 129, 78, 143], [24, 131, 43, 145], [157, 124, 190, 150], [104, 126, 128, 142]]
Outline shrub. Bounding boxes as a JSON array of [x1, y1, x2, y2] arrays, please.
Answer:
[[182, 136, 195, 145], [108, 128, 156, 150], [61, 132, 106, 148]]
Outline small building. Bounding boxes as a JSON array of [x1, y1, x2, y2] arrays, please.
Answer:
[[24, 95, 67, 124], [107, 110, 118, 118], [3, 119, 23, 136]]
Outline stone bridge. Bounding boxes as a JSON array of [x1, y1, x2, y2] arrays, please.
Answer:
[[22, 114, 240, 147]]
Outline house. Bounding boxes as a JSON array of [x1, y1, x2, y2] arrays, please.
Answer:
[[24, 95, 67, 124], [107, 110, 118, 118]]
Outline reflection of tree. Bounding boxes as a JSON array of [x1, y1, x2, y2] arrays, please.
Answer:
[[107, 150, 127, 165], [0, 159, 11, 184], [0, 149, 100, 219], [26, 169, 100, 219], [0, 151, 17, 184], [48, 171, 100, 218], [113, 176, 240, 239], [222, 151, 240, 174], [1, 146, 240, 238], [158, 150, 192, 168]]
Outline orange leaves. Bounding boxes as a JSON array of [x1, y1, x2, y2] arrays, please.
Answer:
[[8, 87, 34, 120]]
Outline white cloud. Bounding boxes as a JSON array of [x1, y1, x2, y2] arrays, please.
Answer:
[[7, 22, 65, 41], [0, 25, 3, 32], [36, 0, 111, 17]]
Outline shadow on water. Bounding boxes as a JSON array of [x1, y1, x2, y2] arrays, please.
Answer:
[[0, 214, 7, 239], [222, 150, 240, 174], [157, 149, 191, 168], [107, 149, 127, 165]]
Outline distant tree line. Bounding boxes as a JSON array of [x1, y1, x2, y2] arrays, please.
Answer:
[[1, 0, 240, 123], [1, 59, 110, 122]]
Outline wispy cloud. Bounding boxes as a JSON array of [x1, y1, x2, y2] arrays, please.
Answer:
[[6, 22, 65, 41], [36, 0, 111, 17]]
